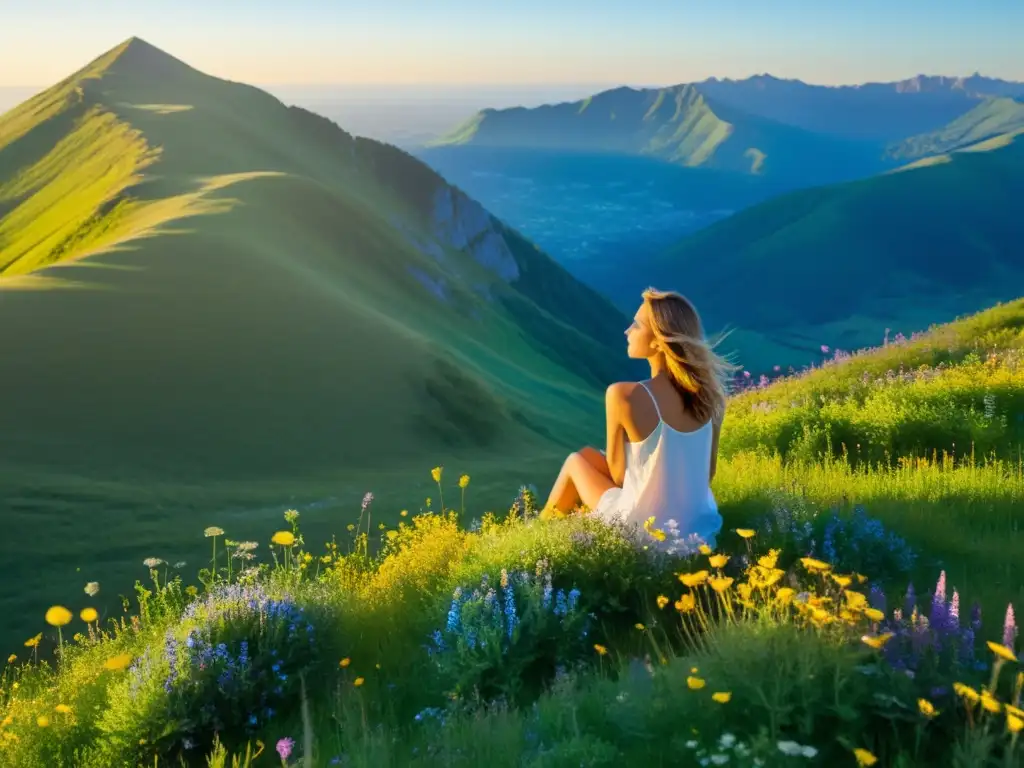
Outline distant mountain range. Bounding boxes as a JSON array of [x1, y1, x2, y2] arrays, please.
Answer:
[[0, 37, 631, 483]]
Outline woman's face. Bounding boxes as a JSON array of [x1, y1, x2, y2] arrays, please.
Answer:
[[625, 303, 657, 359]]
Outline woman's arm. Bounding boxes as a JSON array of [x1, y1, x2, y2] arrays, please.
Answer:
[[709, 416, 723, 484], [604, 383, 629, 487]]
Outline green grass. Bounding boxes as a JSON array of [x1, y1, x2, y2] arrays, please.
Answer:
[[887, 97, 1024, 160], [638, 129, 1024, 371], [0, 38, 633, 652]]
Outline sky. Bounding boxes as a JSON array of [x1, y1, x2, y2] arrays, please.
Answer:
[[2, 0, 1023, 89]]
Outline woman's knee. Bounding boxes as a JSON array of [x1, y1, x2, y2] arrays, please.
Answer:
[[577, 446, 603, 463]]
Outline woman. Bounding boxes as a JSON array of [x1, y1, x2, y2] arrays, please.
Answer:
[[541, 288, 736, 551]]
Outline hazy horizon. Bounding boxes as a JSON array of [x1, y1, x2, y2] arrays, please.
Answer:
[[3, 0, 1023, 88]]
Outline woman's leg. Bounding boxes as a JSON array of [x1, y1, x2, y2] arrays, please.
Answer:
[[544, 447, 616, 514]]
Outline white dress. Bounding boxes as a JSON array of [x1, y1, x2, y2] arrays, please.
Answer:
[[593, 380, 723, 554]]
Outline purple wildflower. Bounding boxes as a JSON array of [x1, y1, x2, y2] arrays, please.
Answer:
[[1003, 604, 1017, 650], [933, 571, 946, 604], [820, 345, 830, 354], [277, 737, 295, 760], [361, 492, 374, 512]]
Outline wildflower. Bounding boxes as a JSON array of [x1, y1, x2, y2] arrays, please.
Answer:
[[594, 644, 608, 656], [679, 571, 709, 587], [656, 595, 669, 609], [954, 682, 981, 704], [459, 475, 470, 488], [54, 704, 72, 714], [340, 657, 351, 668], [1009, 713, 1023, 734], [845, 590, 868, 610], [862, 633, 893, 649], [687, 676, 705, 690], [735, 528, 755, 539], [400, 510, 408, 517], [676, 594, 696, 612], [6, 654, 14, 663], [776, 587, 795, 604], [103, 653, 133, 671], [709, 577, 733, 593], [635, 623, 646, 631], [204, 526, 224, 537], [987, 641, 1017, 663], [832, 574, 852, 588], [698, 544, 712, 555], [284, 509, 299, 523], [431, 466, 443, 483], [36, 715, 50, 728], [84, 582, 100, 597], [800, 557, 831, 572], [918, 699, 938, 717], [271, 531, 295, 547], [1003, 604, 1017, 650], [864, 608, 885, 622], [758, 550, 780, 569], [708, 554, 729, 569], [853, 748, 878, 766], [45, 606, 73, 627], [711, 691, 731, 703], [24, 633, 41, 648], [981, 691, 1002, 714], [143, 557, 164, 569], [80, 607, 98, 623], [276, 737, 294, 760], [354, 677, 365, 687]]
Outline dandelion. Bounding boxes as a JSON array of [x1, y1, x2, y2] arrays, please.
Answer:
[[24, 633, 41, 648], [594, 644, 608, 656], [354, 677, 365, 687], [400, 509, 408, 517], [698, 544, 712, 555], [832, 574, 852, 588], [679, 571, 709, 587], [103, 653, 133, 671], [54, 704, 72, 714], [708, 554, 730, 569], [656, 595, 669, 609], [711, 692, 731, 703], [981, 691, 1002, 714], [675, 594, 696, 612], [340, 658, 351, 668], [800, 557, 831, 572], [45, 606, 72, 627], [36, 716, 50, 728], [635, 623, 646, 631], [864, 608, 885, 622], [735, 529, 755, 539], [459, 475, 470, 488], [709, 577, 733, 593], [276, 737, 294, 760], [853, 748, 878, 766], [954, 682, 981, 704], [6, 654, 15, 663], [987, 641, 1017, 663], [431, 466, 443, 483], [80, 607, 98, 623], [862, 633, 894, 649], [271, 531, 295, 547], [1009, 713, 1023, 733], [687, 676, 705, 690], [84, 582, 99, 597], [918, 699, 938, 717]]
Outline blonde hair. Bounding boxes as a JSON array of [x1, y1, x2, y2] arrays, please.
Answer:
[[641, 287, 739, 424]]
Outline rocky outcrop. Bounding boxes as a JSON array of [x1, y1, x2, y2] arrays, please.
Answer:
[[430, 186, 520, 283]]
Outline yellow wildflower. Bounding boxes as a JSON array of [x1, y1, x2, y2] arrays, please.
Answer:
[[353, 677, 365, 687], [853, 748, 877, 766], [831, 574, 852, 588], [400, 510, 408, 517], [679, 571, 709, 588], [186, 585, 198, 597], [736, 583, 753, 602], [800, 557, 831, 572], [863, 608, 885, 622], [686, 676, 705, 690], [103, 653, 133, 671], [36, 716, 50, 728], [1008, 704, 1024, 719], [776, 587, 796, 604], [6, 654, 15, 664], [635, 623, 646, 631], [918, 699, 937, 718], [987, 641, 1018, 663], [954, 682, 981, 704], [431, 466, 443, 483], [711, 691, 732, 703], [45, 606, 73, 627], [698, 544, 712, 555], [708, 554, 730, 569], [1008, 713, 1023, 734], [458, 475, 470, 489], [593, 644, 608, 656], [271, 530, 295, 547], [845, 590, 867, 610], [80, 607, 98, 623], [54, 704, 72, 714], [757, 549, 780, 570], [709, 576, 734, 593], [675, 594, 696, 613], [981, 691, 1002, 714], [656, 595, 669, 609], [339, 658, 351, 668], [861, 633, 894, 650], [735, 529, 755, 539]]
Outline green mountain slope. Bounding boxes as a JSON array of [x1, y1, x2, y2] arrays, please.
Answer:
[[430, 84, 888, 182], [0, 37, 632, 483], [887, 97, 1024, 160], [620, 131, 1024, 372]]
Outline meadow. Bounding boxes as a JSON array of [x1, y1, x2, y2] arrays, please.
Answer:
[[2, 300, 1024, 767]]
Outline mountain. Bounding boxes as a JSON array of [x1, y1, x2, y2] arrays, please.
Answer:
[[886, 97, 1024, 160], [606, 130, 1024, 372], [0, 37, 632, 483], [430, 84, 890, 184], [695, 73, 1024, 142]]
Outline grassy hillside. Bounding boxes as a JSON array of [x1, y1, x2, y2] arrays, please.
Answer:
[[0, 38, 635, 652], [430, 84, 889, 183], [619, 129, 1024, 372], [887, 97, 1024, 160]]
